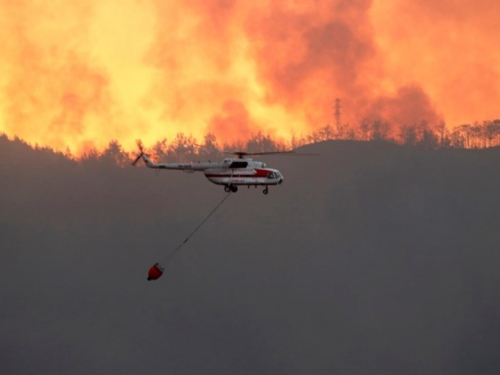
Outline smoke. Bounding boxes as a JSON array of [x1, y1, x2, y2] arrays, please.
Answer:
[[370, 0, 500, 127], [147, 0, 443, 140], [207, 100, 254, 144], [364, 85, 442, 138], [0, 1, 119, 155], [244, 1, 375, 107], [0, 0, 498, 155], [146, 0, 382, 142]]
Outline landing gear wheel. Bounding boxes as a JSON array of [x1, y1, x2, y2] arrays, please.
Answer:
[[263, 187, 269, 195], [224, 185, 231, 193], [231, 185, 238, 193]]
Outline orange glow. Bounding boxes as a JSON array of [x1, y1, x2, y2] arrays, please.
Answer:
[[1, 0, 499, 156], [370, 0, 500, 127]]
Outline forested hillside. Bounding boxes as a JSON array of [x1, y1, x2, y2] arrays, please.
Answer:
[[1, 136, 500, 374]]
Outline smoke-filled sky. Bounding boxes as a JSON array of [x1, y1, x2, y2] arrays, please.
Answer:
[[1, 0, 499, 155]]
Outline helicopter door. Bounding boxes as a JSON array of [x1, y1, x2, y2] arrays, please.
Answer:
[[228, 161, 247, 185]]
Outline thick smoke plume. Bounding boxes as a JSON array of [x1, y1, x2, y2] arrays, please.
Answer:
[[0, 0, 498, 155]]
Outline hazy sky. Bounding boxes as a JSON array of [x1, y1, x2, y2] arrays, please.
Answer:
[[1, 0, 499, 155]]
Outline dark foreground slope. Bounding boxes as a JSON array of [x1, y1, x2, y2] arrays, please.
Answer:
[[1, 138, 500, 375]]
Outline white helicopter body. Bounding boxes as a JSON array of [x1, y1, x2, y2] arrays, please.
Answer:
[[134, 151, 284, 194]]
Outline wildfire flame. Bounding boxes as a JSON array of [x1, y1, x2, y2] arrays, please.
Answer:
[[1, 0, 499, 156]]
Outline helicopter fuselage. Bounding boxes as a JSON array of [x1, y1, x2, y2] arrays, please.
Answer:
[[137, 156, 283, 194], [203, 158, 283, 187], [204, 167, 283, 187]]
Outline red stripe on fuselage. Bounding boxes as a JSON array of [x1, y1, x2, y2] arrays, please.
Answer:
[[204, 168, 270, 178]]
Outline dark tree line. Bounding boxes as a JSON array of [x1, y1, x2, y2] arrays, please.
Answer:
[[2, 118, 500, 165], [78, 131, 290, 166], [308, 118, 500, 149]]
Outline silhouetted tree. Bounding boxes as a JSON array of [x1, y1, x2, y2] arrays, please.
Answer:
[[484, 120, 500, 147], [450, 128, 466, 148], [370, 119, 391, 141], [151, 138, 168, 161], [359, 119, 371, 141], [436, 122, 448, 147], [101, 140, 129, 166], [400, 125, 418, 146], [80, 147, 100, 165], [306, 125, 335, 143], [288, 131, 306, 150], [417, 129, 439, 149], [169, 133, 197, 161], [199, 133, 222, 161], [222, 139, 245, 154], [457, 124, 472, 148], [344, 124, 358, 140], [470, 122, 484, 148], [246, 131, 279, 153]]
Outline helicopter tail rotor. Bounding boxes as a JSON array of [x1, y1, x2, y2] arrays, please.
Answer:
[[131, 154, 145, 167], [131, 140, 151, 166]]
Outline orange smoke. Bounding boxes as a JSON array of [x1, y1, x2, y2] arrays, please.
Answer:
[[371, 0, 500, 127], [0, 0, 499, 156]]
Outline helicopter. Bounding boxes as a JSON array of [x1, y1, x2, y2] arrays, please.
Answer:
[[131, 142, 292, 194]]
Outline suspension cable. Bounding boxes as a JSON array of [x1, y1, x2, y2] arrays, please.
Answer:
[[160, 192, 232, 264]]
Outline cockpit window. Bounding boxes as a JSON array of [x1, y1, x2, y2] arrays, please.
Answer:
[[229, 161, 248, 168]]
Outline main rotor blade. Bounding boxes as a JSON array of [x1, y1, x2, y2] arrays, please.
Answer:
[[224, 151, 294, 156], [242, 151, 296, 156], [225, 150, 319, 158]]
